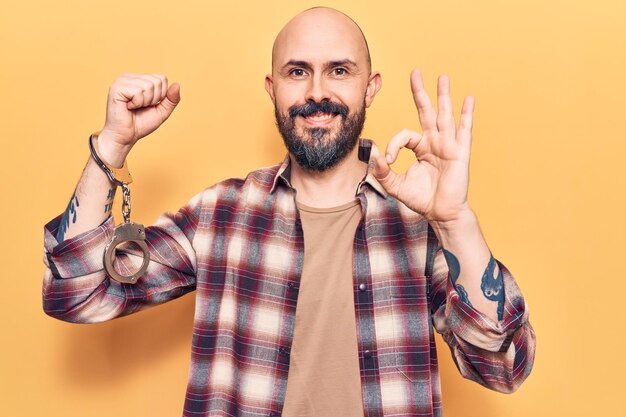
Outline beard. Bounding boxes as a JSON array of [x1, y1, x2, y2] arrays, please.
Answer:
[[275, 100, 366, 172]]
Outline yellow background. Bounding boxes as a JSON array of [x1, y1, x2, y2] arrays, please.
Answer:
[[1, 0, 625, 416]]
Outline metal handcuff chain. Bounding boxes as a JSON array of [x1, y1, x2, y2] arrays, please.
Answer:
[[90, 134, 150, 284]]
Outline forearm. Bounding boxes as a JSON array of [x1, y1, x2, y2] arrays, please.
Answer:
[[43, 173, 203, 323], [427, 214, 535, 391], [56, 138, 128, 242], [430, 208, 501, 322]]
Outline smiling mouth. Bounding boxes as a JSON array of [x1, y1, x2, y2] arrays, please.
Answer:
[[301, 112, 338, 123]]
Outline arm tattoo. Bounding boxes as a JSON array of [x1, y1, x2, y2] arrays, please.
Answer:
[[56, 191, 79, 242], [104, 188, 115, 213], [443, 249, 472, 307], [456, 284, 473, 307], [443, 249, 461, 284], [444, 249, 505, 319], [481, 256, 505, 320]]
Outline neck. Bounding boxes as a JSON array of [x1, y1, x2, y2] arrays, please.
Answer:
[[290, 145, 367, 208]]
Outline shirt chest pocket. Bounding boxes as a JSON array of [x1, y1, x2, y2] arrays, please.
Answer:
[[390, 278, 433, 383]]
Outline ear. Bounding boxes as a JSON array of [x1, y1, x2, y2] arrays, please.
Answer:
[[364, 71, 382, 108], [265, 74, 276, 104]]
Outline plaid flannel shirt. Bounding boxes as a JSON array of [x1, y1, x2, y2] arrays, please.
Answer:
[[43, 144, 535, 417]]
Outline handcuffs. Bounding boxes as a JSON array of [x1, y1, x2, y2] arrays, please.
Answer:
[[89, 133, 150, 284]]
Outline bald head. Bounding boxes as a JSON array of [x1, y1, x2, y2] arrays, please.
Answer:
[[265, 7, 382, 172], [272, 7, 371, 73]]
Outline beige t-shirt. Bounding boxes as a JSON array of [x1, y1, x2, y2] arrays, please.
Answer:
[[282, 200, 364, 417]]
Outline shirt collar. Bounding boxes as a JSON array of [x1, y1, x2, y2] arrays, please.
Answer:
[[270, 139, 388, 199]]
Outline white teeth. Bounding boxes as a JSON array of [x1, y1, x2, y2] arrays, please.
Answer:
[[305, 112, 334, 121]]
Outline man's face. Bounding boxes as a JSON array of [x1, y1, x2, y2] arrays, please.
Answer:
[[266, 9, 381, 171]]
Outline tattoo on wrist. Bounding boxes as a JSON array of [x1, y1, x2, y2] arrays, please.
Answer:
[[443, 249, 461, 284], [481, 256, 505, 320], [56, 192, 80, 242]]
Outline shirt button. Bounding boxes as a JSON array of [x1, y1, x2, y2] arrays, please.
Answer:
[[363, 350, 373, 359], [279, 346, 290, 356], [358, 283, 367, 292], [287, 282, 299, 290]]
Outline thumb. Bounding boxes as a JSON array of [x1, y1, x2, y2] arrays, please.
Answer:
[[156, 82, 181, 119], [370, 142, 399, 196]]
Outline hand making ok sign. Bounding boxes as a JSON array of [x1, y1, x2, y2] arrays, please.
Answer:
[[372, 69, 475, 224]]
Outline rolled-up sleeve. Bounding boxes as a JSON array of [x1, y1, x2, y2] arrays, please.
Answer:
[[430, 241, 536, 393], [42, 190, 206, 324]]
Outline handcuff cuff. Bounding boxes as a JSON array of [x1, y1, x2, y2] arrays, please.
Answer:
[[89, 133, 150, 284]]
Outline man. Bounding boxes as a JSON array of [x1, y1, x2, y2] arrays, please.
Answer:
[[43, 7, 535, 417]]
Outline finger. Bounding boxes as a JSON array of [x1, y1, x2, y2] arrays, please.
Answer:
[[154, 74, 168, 103], [385, 129, 423, 164], [117, 84, 148, 110], [458, 96, 474, 143], [410, 69, 437, 132], [436, 74, 455, 133], [129, 74, 160, 106], [155, 82, 181, 120], [371, 148, 401, 198], [120, 78, 155, 110], [144, 78, 157, 106], [142, 74, 165, 106]]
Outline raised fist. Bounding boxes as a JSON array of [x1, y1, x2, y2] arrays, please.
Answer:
[[97, 73, 181, 166]]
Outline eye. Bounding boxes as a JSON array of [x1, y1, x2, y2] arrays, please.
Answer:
[[289, 68, 306, 77], [332, 67, 348, 76]]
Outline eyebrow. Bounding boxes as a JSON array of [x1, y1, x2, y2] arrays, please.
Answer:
[[281, 59, 359, 72]]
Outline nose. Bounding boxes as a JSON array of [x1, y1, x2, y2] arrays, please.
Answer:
[[305, 74, 331, 103]]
